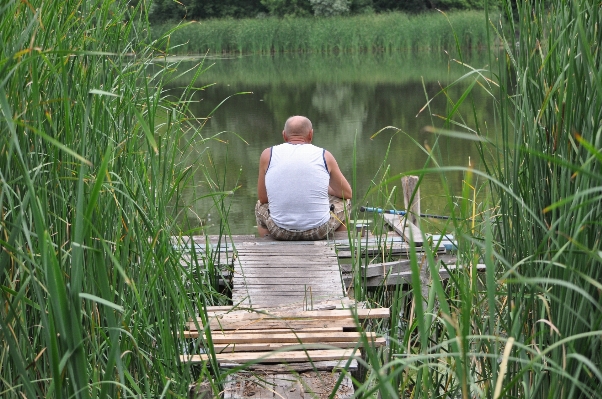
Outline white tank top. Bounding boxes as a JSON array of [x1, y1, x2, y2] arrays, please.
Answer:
[[265, 143, 330, 230]]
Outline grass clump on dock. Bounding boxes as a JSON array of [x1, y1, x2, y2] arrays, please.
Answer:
[[0, 0, 229, 397], [151, 10, 492, 55]]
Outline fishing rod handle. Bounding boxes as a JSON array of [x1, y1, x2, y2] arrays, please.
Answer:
[[360, 206, 406, 215]]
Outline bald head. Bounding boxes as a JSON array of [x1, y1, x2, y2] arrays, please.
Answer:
[[284, 116, 313, 138]]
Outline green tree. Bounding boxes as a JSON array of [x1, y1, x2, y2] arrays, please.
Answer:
[[310, 0, 351, 16], [349, 0, 374, 13], [372, 0, 427, 13], [260, 0, 313, 16]]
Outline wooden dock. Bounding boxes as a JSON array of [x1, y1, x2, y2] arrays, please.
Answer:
[[232, 241, 344, 308], [180, 231, 390, 399], [177, 176, 482, 398]]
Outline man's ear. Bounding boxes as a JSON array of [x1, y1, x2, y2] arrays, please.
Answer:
[[308, 129, 313, 142], [282, 130, 287, 142]]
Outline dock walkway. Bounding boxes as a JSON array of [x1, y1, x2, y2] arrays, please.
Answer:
[[232, 240, 344, 308], [180, 232, 390, 398]]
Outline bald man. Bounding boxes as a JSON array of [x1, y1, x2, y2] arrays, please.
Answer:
[[255, 116, 352, 240]]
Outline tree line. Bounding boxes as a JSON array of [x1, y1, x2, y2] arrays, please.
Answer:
[[149, 0, 502, 23]]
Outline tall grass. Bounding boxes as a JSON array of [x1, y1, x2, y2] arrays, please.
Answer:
[[4, 0, 599, 397], [347, 0, 602, 397], [152, 11, 493, 55], [0, 0, 229, 397]]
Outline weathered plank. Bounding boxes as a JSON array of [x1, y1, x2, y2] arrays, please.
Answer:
[[201, 331, 376, 345], [211, 337, 385, 353], [231, 297, 348, 309], [205, 298, 357, 315], [188, 318, 359, 331], [180, 348, 357, 364], [197, 308, 390, 323], [223, 371, 354, 399], [236, 279, 339, 287], [218, 359, 358, 372], [232, 241, 344, 308], [198, 327, 344, 335], [402, 175, 421, 228], [340, 260, 411, 276], [382, 213, 424, 246], [358, 263, 487, 287], [337, 243, 445, 258]]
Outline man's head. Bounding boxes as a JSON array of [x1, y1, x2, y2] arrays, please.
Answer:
[[283, 116, 313, 142]]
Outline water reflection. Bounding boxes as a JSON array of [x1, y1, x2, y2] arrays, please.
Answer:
[[166, 51, 500, 235]]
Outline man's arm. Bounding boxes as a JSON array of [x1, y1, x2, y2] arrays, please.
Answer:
[[325, 151, 352, 199], [257, 148, 271, 204]]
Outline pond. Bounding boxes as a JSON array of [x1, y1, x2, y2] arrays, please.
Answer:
[[165, 50, 501, 236]]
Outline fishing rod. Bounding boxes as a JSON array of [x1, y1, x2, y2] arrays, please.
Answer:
[[360, 206, 452, 220]]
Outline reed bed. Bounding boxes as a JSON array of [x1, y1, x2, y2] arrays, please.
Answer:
[[152, 11, 493, 55], [2, 0, 600, 397], [0, 0, 228, 397], [346, 0, 602, 397]]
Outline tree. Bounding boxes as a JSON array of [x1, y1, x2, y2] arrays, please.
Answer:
[[260, 0, 313, 17], [310, 0, 351, 16]]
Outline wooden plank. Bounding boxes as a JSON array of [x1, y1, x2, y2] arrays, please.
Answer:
[[219, 359, 358, 372], [340, 260, 412, 276], [235, 258, 338, 264], [206, 332, 374, 344], [211, 337, 385, 352], [205, 327, 344, 334], [236, 248, 337, 256], [232, 290, 340, 298], [365, 263, 487, 287], [337, 244, 446, 258], [232, 272, 340, 279], [223, 371, 354, 399], [235, 280, 339, 287], [205, 298, 355, 314], [189, 318, 359, 331], [180, 348, 357, 364], [230, 298, 346, 308], [402, 175, 420, 228], [231, 297, 343, 307], [236, 263, 338, 269], [195, 308, 389, 325], [382, 213, 424, 246]]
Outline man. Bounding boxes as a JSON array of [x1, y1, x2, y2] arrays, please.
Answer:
[[255, 115, 352, 240]]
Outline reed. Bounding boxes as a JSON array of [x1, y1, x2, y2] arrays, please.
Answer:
[[348, 0, 602, 397], [3, 0, 599, 397], [152, 10, 493, 55], [0, 0, 231, 397]]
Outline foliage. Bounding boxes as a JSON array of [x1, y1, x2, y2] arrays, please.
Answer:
[[149, 0, 267, 21], [310, 0, 351, 16], [0, 0, 231, 397], [148, 0, 502, 22], [260, 0, 313, 17], [348, 0, 602, 397], [486, 0, 602, 395]]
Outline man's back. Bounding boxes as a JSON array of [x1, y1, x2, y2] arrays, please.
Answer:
[[265, 143, 330, 231]]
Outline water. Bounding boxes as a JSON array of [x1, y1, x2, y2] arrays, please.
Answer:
[[165, 50, 501, 235]]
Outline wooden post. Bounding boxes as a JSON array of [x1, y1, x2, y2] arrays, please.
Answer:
[[401, 176, 420, 229], [401, 176, 428, 324]]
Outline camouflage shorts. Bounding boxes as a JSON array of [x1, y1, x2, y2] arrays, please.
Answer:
[[255, 196, 350, 241]]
